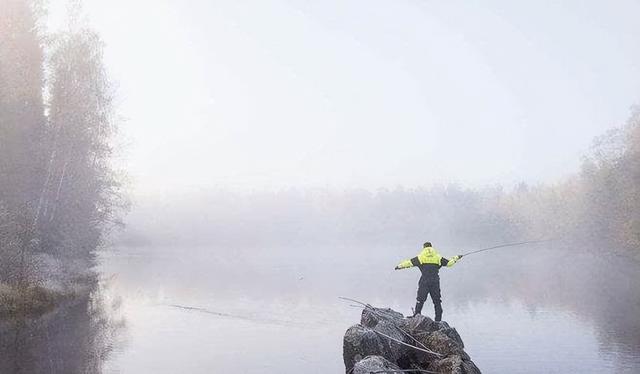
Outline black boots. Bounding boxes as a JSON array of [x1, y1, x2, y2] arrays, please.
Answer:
[[413, 300, 424, 316], [414, 301, 443, 321], [434, 303, 443, 321]]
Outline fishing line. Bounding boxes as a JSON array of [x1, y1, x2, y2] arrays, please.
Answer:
[[461, 238, 555, 257]]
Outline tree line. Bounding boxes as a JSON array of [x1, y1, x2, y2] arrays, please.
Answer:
[[124, 109, 640, 262]]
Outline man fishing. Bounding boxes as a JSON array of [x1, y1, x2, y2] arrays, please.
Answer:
[[395, 242, 462, 321]]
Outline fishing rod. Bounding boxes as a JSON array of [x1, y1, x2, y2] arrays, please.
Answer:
[[461, 238, 554, 257]]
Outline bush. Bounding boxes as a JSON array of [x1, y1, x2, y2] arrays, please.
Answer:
[[0, 282, 61, 319]]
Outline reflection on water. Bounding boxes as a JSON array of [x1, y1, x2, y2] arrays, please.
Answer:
[[98, 245, 640, 374], [0, 277, 125, 374]]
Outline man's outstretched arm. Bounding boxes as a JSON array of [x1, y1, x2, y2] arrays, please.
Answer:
[[440, 255, 463, 268], [395, 256, 421, 270]]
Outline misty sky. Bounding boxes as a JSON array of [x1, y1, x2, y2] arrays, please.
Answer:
[[50, 0, 640, 194]]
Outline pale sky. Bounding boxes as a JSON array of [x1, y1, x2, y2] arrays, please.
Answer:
[[50, 0, 640, 194]]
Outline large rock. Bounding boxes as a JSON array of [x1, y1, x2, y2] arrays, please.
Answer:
[[407, 314, 437, 333], [344, 306, 480, 374], [419, 330, 469, 359], [361, 306, 405, 329], [352, 355, 401, 374], [373, 319, 410, 362], [429, 355, 482, 374], [405, 316, 464, 347], [343, 314, 410, 372], [343, 324, 387, 372], [433, 321, 465, 348]]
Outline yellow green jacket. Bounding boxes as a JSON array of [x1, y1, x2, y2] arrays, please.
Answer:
[[396, 246, 460, 279]]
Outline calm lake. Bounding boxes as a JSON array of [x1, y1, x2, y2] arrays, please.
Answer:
[[96, 245, 640, 373], [2, 244, 638, 373]]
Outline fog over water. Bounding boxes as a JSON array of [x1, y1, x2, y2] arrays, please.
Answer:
[[3, 0, 638, 373], [88, 184, 640, 372], [94, 240, 640, 373]]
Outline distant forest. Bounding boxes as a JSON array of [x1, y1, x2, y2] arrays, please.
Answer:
[[124, 110, 640, 261], [0, 0, 124, 295]]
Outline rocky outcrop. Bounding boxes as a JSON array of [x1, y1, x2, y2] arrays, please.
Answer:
[[343, 306, 480, 373]]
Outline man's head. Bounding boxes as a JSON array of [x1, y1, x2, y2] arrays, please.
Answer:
[[423, 241, 432, 248]]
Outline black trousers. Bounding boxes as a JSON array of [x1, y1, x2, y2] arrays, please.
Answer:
[[415, 278, 443, 321]]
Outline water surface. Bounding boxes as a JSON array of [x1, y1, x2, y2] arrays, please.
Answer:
[[97, 245, 640, 373]]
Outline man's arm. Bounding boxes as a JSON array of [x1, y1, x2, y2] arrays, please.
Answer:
[[440, 255, 463, 268], [395, 256, 421, 270]]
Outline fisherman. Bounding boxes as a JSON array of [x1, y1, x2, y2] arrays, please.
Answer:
[[395, 242, 462, 321]]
